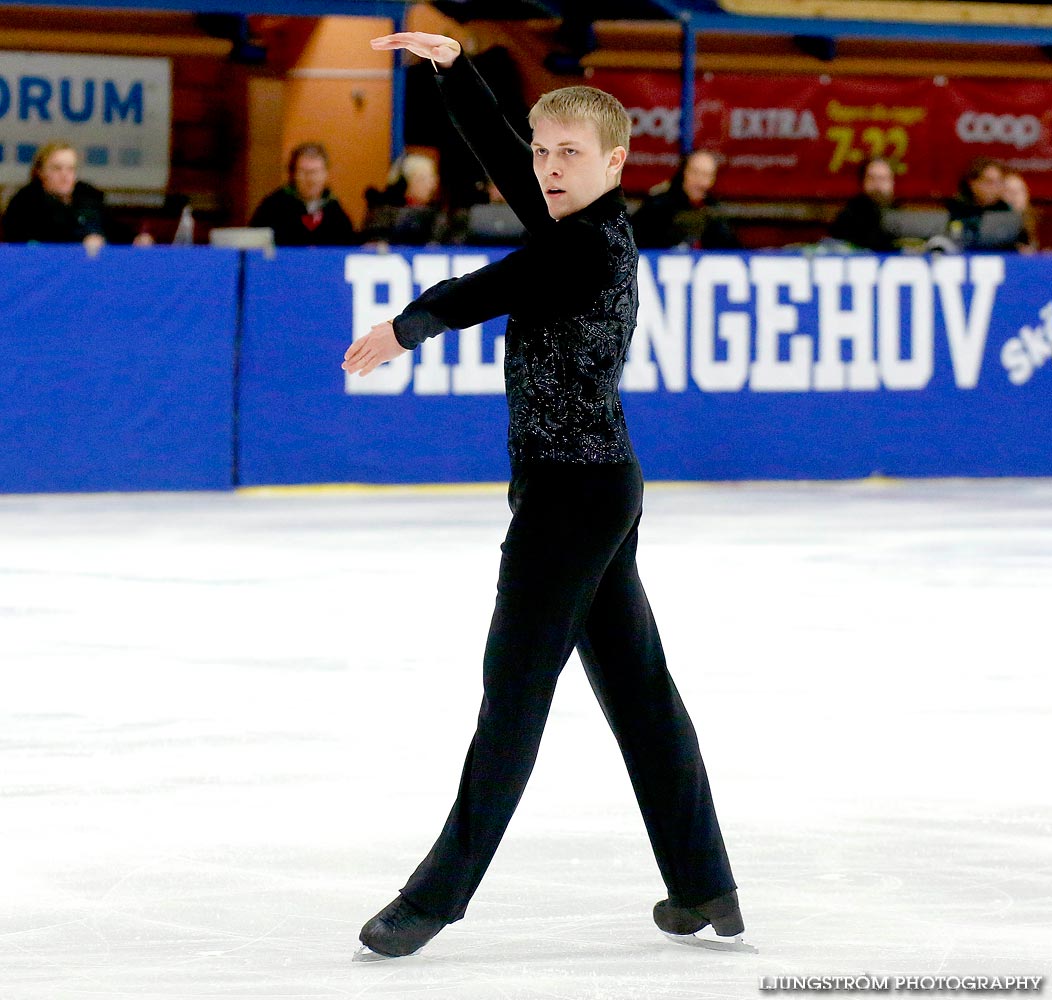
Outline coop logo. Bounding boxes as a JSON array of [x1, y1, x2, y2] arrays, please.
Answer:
[[729, 107, 819, 141], [1001, 300, 1052, 384], [628, 105, 680, 144], [344, 252, 1006, 397], [956, 112, 1041, 150]]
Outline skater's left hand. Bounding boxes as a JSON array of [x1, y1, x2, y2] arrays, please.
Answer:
[[370, 32, 461, 69], [342, 321, 408, 376]]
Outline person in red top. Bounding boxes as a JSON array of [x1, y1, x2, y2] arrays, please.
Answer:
[[248, 143, 357, 246]]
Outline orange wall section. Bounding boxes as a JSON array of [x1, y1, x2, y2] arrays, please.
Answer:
[[254, 16, 393, 227], [250, 7, 469, 228]]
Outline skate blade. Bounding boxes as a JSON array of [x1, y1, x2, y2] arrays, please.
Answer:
[[662, 930, 759, 954], [353, 944, 401, 962]]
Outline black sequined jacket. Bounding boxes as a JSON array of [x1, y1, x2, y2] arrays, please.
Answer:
[[391, 54, 639, 471]]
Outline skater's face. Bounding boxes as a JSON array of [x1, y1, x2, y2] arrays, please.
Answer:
[[531, 118, 627, 220]]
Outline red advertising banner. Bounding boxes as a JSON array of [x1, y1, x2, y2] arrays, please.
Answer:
[[588, 68, 683, 193], [695, 74, 937, 200], [589, 68, 1052, 202], [938, 78, 1052, 198]]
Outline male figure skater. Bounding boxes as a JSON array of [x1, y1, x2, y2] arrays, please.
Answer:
[[343, 31, 742, 959]]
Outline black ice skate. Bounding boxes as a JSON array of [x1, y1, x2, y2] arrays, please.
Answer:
[[653, 889, 757, 953], [355, 895, 446, 959]]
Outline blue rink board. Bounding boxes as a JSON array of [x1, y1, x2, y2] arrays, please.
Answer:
[[2, 245, 1049, 493], [238, 248, 1052, 485], [239, 248, 511, 485], [0, 246, 239, 493]]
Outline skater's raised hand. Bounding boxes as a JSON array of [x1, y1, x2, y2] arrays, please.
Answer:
[[370, 32, 461, 69], [342, 321, 407, 377]]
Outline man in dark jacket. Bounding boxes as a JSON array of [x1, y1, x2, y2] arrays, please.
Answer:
[[631, 149, 740, 250], [830, 157, 898, 252], [344, 30, 742, 962], [249, 143, 357, 246]]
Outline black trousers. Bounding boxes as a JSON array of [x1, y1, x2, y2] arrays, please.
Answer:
[[401, 462, 735, 922]]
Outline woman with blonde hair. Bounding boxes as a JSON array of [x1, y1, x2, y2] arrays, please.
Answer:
[[2, 142, 153, 248], [3, 143, 109, 250], [362, 151, 447, 245]]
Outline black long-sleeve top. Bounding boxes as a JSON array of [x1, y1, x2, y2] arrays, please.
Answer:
[[830, 194, 897, 253], [392, 54, 638, 470], [2, 180, 106, 244], [631, 188, 740, 250]]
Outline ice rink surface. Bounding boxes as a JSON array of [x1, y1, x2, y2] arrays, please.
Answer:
[[2, 478, 1050, 999]]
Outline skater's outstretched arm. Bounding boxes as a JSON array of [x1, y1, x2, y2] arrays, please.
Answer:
[[371, 32, 550, 234], [346, 31, 615, 372], [343, 223, 610, 374]]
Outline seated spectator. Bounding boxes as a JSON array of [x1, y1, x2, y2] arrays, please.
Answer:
[[249, 142, 357, 246], [362, 153, 447, 245], [631, 150, 740, 250], [830, 157, 898, 252], [946, 158, 1024, 251], [2, 142, 152, 250], [1003, 170, 1040, 253]]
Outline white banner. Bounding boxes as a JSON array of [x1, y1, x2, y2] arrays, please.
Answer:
[[0, 51, 171, 190]]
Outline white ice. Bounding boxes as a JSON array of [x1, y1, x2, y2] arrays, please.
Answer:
[[2, 479, 1050, 999]]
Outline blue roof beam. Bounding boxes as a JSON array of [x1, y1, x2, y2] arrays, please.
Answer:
[[0, 0, 416, 15]]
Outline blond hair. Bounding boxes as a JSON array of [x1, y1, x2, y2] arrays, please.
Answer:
[[30, 142, 77, 182], [387, 153, 437, 187], [528, 86, 631, 154]]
